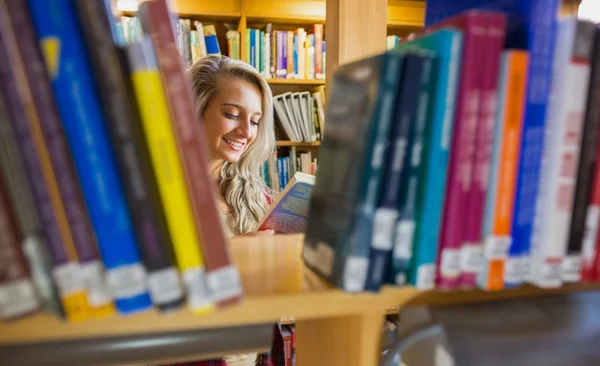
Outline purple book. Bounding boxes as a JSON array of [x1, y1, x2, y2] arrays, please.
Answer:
[[280, 31, 288, 79], [459, 13, 507, 288], [428, 12, 488, 290]]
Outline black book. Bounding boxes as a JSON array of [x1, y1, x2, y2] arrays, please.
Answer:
[[73, 0, 184, 311], [565, 25, 600, 283]]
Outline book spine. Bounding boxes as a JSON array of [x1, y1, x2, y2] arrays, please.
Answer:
[[459, 14, 507, 289], [566, 28, 600, 283], [407, 32, 463, 290], [5, 0, 115, 316], [529, 20, 595, 288], [0, 176, 40, 320], [0, 7, 93, 322], [287, 31, 294, 79], [337, 53, 403, 292], [27, 0, 152, 313], [281, 32, 288, 78], [314, 25, 323, 79], [128, 36, 213, 312], [0, 95, 62, 317], [506, 0, 561, 288], [140, 0, 243, 307], [479, 50, 528, 291], [74, 0, 184, 311], [435, 16, 486, 290], [245, 28, 250, 64], [581, 29, 600, 282], [269, 25, 275, 77]]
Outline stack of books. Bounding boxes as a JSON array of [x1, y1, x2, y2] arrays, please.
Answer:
[[304, 1, 600, 293], [245, 25, 326, 80], [0, 0, 241, 322], [273, 89, 325, 143], [261, 150, 317, 193]]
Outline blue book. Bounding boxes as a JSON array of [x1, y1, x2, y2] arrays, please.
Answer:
[[425, 0, 561, 289], [396, 30, 464, 290], [263, 162, 271, 188], [258, 172, 315, 234], [283, 157, 290, 186], [303, 51, 403, 292], [250, 28, 256, 69], [293, 34, 298, 78], [27, 0, 151, 313]]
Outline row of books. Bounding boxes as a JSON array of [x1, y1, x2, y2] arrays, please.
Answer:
[[120, 16, 223, 66], [274, 89, 325, 143], [245, 25, 326, 80], [303, 1, 600, 293], [261, 150, 317, 193], [257, 322, 297, 366], [386, 35, 402, 50], [0, 0, 240, 322]]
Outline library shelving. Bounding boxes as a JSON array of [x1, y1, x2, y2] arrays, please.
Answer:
[[275, 141, 321, 147], [2, 234, 599, 365]]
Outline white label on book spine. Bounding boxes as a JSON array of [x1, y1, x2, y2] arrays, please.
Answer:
[[80, 260, 112, 307], [416, 264, 436, 290], [206, 265, 243, 303], [395, 272, 406, 286], [53, 262, 84, 296], [22, 237, 53, 301], [562, 255, 581, 283], [371, 208, 398, 251], [148, 267, 183, 305], [484, 236, 511, 260], [504, 256, 522, 285], [440, 249, 460, 278], [538, 260, 562, 288], [393, 220, 416, 261], [582, 205, 600, 263], [183, 267, 213, 310], [343, 256, 368, 293], [459, 243, 483, 274], [106, 263, 148, 300], [0, 279, 39, 319], [313, 242, 335, 277]]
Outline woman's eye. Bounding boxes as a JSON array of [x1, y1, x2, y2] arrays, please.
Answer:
[[225, 113, 239, 119], [251, 121, 259, 126]]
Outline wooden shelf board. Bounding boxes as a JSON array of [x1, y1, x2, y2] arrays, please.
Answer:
[[276, 141, 321, 147], [267, 78, 325, 85]]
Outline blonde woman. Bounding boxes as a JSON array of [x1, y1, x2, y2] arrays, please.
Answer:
[[164, 56, 275, 366]]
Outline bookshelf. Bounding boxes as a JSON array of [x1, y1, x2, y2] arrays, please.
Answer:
[[266, 78, 325, 85], [275, 141, 321, 147], [2, 234, 599, 365]]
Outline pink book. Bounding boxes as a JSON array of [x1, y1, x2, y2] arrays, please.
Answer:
[[427, 11, 487, 290], [459, 13, 507, 289]]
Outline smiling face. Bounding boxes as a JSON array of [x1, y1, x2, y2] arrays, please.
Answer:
[[202, 78, 263, 164]]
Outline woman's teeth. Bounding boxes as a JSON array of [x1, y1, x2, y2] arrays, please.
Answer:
[[223, 137, 244, 150]]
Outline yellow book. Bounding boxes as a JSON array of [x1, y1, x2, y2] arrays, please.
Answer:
[[128, 39, 213, 314]]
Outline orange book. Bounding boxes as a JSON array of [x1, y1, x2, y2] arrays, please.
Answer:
[[480, 50, 529, 291], [286, 31, 294, 78]]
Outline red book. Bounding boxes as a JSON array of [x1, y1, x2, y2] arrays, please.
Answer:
[[312, 24, 324, 79], [459, 12, 507, 289], [0, 175, 39, 320], [280, 324, 293, 366], [426, 11, 488, 290], [138, 0, 242, 307]]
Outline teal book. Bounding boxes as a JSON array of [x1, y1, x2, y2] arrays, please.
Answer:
[[303, 51, 403, 292], [402, 30, 464, 289]]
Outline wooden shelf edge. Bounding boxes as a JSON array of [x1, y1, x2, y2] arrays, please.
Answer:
[[267, 78, 325, 85], [275, 141, 321, 147]]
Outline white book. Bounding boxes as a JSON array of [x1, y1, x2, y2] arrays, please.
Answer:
[[296, 29, 306, 79], [194, 21, 208, 58], [273, 96, 299, 141], [528, 18, 595, 288]]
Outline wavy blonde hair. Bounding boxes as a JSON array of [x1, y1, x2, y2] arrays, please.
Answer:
[[188, 55, 275, 235]]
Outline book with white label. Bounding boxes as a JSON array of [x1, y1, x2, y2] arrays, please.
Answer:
[[528, 18, 596, 289], [258, 172, 315, 234]]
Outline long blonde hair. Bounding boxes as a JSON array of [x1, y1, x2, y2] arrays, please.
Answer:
[[188, 55, 275, 235]]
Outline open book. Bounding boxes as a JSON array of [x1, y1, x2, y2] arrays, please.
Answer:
[[258, 172, 315, 234]]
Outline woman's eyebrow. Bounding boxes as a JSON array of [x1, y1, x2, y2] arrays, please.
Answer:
[[222, 103, 244, 109]]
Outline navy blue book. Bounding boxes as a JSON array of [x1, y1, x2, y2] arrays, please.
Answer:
[[303, 51, 403, 292]]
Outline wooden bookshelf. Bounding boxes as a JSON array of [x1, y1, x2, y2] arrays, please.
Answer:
[[267, 79, 326, 86], [275, 141, 321, 147]]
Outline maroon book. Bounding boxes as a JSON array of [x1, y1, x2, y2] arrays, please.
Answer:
[[0, 175, 39, 320], [138, 0, 242, 307]]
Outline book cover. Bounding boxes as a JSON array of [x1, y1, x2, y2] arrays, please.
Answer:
[[74, 0, 185, 312], [528, 19, 596, 288], [203, 24, 220, 55], [27, 0, 152, 313], [0, 95, 62, 317], [0, 176, 39, 320], [258, 172, 315, 234], [194, 21, 208, 58], [566, 26, 600, 283], [139, 0, 243, 308], [0, 6, 92, 321], [303, 51, 403, 292], [128, 36, 211, 313], [581, 28, 600, 282], [427, 12, 487, 290], [402, 30, 463, 290], [5, 0, 116, 317], [459, 12, 507, 289], [479, 50, 528, 291]]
